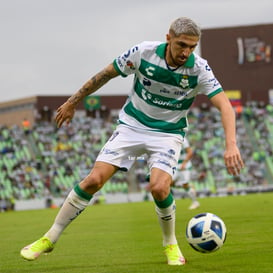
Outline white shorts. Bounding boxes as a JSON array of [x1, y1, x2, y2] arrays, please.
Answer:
[[173, 169, 191, 186], [96, 124, 183, 177]]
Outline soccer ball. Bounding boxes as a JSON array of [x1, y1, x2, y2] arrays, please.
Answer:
[[186, 212, 227, 253]]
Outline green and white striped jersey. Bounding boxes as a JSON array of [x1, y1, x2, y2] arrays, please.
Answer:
[[113, 41, 223, 136]]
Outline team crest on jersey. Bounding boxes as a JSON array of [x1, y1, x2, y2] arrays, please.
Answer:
[[179, 76, 189, 89]]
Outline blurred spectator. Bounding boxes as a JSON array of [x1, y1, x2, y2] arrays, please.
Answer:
[[22, 118, 31, 135], [0, 101, 272, 207]]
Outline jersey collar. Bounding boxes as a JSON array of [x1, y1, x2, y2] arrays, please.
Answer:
[[156, 43, 195, 68]]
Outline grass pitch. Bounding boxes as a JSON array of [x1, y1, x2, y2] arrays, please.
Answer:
[[1, 192, 272, 273]]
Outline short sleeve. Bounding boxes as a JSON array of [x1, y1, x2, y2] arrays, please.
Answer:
[[197, 62, 223, 98], [113, 44, 141, 77]]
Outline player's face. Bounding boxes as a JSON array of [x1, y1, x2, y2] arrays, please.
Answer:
[[166, 33, 199, 67]]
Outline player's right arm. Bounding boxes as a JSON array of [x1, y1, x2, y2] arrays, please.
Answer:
[[55, 63, 119, 128], [56, 42, 141, 128]]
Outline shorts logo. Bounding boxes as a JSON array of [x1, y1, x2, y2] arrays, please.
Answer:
[[157, 159, 172, 168], [168, 149, 175, 155], [159, 152, 176, 161], [102, 148, 119, 156]]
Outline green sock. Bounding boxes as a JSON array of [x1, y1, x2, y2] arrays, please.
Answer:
[[154, 193, 174, 208], [74, 184, 93, 201]]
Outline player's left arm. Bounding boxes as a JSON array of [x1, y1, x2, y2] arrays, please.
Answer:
[[210, 91, 245, 176], [180, 147, 193, 170]]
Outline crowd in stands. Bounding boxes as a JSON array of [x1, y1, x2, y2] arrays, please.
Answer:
[[187, 101, 273, 195], [0, 101, 273, 211]]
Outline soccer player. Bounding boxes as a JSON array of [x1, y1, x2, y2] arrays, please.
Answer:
[[20, 17, 244, 266], [172, 137, 200, 210]]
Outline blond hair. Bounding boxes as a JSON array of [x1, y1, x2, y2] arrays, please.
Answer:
[[169, 17, 201, 37]]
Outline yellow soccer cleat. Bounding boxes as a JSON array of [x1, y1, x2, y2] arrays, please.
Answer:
[[164, 244, 186, 265], [20, 237, 54, 261]]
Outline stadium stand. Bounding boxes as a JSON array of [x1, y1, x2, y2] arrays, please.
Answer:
[[0, 102, 273, 211]]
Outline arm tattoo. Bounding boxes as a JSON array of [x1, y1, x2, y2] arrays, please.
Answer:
[[68, 68, 115, 106]]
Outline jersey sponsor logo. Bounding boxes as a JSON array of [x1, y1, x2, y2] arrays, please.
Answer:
[[208, 77, 220, 87], [174, 90, 188, 96], [141, 89, 152, 100], [143, 78, 151, 86], [141, 89, 189, 110], [134, 78, 194, 111], [151, 96, 183, 109], [160, 88, 170, 94]]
